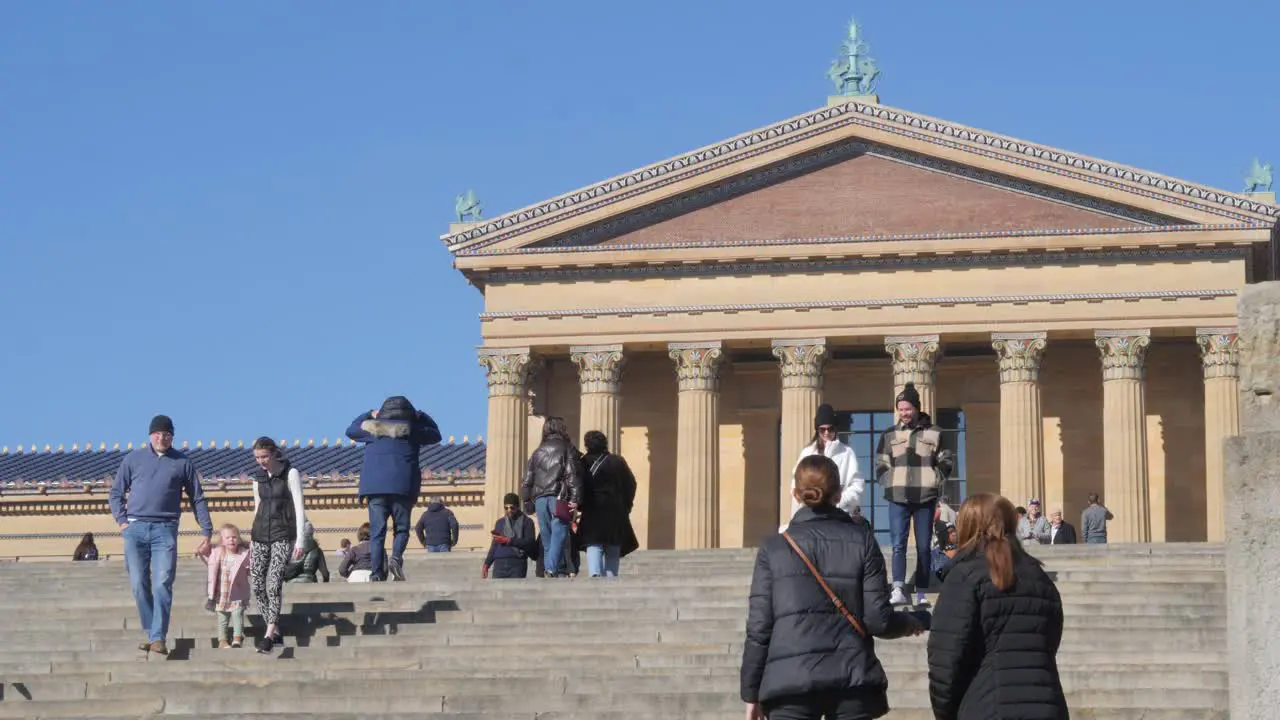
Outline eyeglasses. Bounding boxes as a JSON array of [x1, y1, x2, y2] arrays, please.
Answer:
[[817, 425, 837, 434]]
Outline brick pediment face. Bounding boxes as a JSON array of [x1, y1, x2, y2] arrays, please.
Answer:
[[539, 145, 1173, 250]]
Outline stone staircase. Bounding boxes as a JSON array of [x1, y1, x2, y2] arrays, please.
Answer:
[[0, 544, 1227, 719]]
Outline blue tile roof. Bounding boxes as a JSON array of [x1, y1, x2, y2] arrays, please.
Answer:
[[0, 442, 486, 485]]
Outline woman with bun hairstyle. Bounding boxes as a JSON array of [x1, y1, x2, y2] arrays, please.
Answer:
[[248, 437, 306, 654], [927, 493, 1067, 720], [741, 455, 924, 720], [783, 404, 864, 529]]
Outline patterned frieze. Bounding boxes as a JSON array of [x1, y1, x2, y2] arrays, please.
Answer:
[[669, 342, 725, 392], [992, 332, 1049, 384], [1095, 330, 1152, 381]]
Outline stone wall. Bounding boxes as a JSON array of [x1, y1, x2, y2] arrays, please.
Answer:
[[1224, 281, 1280, 719]]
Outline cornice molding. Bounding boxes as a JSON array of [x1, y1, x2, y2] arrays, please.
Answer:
[[465, 223, 1256, 259], [480, 289, 1236, 322], [442, 100, 1276, 251], [478, 247, 1247, 285]]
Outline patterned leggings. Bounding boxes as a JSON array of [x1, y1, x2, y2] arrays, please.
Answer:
[[250, 541, 291, 627]]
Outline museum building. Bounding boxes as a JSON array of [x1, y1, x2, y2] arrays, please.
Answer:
[[446, 86, 1279, 550]]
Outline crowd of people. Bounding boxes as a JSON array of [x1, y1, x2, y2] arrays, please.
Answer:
[[103, 391, 1095, 717]]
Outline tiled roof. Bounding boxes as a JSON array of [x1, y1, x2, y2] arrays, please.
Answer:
[[0, 441, 486, 485]]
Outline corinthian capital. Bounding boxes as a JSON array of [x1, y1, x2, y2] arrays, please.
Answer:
[[771, 339, 827, 389], [478, 348, 534, 397], [1094, 330, 1151, 381], [668, 341, 724, 392], [885, 335, 941, 386], [1196, 328, 1240, 379], [992, 332, 1048, 384], [570, 344, 625, 394]]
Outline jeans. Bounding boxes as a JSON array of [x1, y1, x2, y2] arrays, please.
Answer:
[[367, 495, 412, 580], [217, 609, 244, 640], [888, 500, 937, 590], [535, 496, 568, 576], [426, 544, 451, 553], [122, 520, 179, 642], [586, 544, 621, 577], [1086, 536, 1107, 545]]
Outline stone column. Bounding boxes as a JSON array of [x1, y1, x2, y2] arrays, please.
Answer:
[[669, 341, 725, 549], [570, 344, 625, 453], [478, 348, 534, 519], [771, 339, 827, 527], [992, 333, 1048, 506], [1094, 330, 1152, 543], [1196, 328, 1240, 543], [885, 335, 941, 417]]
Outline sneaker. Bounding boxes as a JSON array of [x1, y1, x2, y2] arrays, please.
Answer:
[[231, 637, 243, 649], [389, 557, 406, 582], [916, 593, 929, 607], [256, 635, 274, 654], [889, 586, 909, 606], [218, 639, 231, 649]]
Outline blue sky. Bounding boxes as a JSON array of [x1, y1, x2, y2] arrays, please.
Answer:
[[1, 1, 1276, 449]]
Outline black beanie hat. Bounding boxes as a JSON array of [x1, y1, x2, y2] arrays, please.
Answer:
[[814, 403, 838, 430], [895, 382, 921, 411], [503, 493, 521, 507], [148, 415, 174, 435]]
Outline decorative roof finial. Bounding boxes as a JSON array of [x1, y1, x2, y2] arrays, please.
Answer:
[[826, 18, 880, 101], [1244, 159, 1274, 193], [455, 190, 484, 223]]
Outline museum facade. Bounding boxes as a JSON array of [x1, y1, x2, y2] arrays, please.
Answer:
[[446, 96, 1279, 549]]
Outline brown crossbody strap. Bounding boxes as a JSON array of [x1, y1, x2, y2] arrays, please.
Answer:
[[782, 531, 867, 639]]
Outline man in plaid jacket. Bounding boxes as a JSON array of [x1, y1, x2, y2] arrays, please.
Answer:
[[874, 382, 955, 607]]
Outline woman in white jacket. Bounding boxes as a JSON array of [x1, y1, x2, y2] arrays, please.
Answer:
[[784, 404, 865, 528]]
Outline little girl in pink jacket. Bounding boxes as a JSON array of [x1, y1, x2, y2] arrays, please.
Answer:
[[204, 524, 251, 648]]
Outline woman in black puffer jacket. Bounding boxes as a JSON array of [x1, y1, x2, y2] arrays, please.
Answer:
[[741, 455, 923, 720], [927, 493, 1068, 720]]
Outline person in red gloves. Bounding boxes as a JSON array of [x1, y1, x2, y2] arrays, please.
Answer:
[[483, 493, 539, 579]]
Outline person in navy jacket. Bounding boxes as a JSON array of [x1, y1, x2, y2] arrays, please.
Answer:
[[346, 396, 441, 581]]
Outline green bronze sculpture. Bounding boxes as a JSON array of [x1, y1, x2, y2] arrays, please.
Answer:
[[1243, 159, 1273, 193], [826, 18, 880, 97], [455, 189, 483, 222]]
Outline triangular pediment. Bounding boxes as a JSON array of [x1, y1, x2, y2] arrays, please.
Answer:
[[527, 140, 1171, 251], [443, 100, 1276, 257]]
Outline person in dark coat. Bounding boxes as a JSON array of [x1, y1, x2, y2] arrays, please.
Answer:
[[73, 532, 99, 561], [345, 396, 442, 582], [483, 493, 539, 579], [928, 493, 1068, 720], [741, 455, 924, 720], [577, 430, 639, 578], [414, 500, 459, 552], [1048, 507, 1078, 545], [339, 523, 382, 582], [520, 417, 583, 578], [284, 521, 330, 583]]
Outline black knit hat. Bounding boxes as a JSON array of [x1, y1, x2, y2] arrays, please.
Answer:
[[895, 382, 921, 411], [148, 415, 174, 435], [503, 493, 521, 507], [814, 403, 838, 430]]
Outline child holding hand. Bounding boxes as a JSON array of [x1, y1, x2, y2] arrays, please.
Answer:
[[204, 524, 251, 648]]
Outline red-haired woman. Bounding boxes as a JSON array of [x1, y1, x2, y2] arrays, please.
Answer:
[[927, 493, 1068, 719]]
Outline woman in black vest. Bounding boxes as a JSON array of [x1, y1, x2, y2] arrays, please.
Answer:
[[577, 430, 638, 577], [249, 437, 305, 653]]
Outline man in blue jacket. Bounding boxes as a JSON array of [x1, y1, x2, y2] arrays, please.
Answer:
[[346, 396, 442, 581], [109, 414, 214, 655]]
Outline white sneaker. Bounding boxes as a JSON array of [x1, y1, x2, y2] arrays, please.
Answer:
[[890, 586, 909, 606], [916, 592, 929, 607]]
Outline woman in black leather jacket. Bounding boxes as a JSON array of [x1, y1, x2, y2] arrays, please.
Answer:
[[741, 455, 923, 719], [520, 417, 583, 578]]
